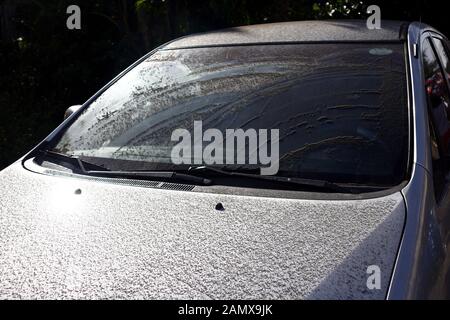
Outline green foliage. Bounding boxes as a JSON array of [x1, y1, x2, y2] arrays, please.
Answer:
[[313, 0, 366, 18]]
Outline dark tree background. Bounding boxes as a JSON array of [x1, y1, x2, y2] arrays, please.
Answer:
[[0, 0, 447, 169]]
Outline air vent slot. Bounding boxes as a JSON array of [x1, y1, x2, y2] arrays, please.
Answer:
[[159, 182, 195, 191]]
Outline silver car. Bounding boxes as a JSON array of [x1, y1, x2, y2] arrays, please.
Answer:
[[1, 20, 450, 300]]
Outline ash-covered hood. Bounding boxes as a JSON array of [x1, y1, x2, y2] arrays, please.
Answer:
[[0, 163, 405, 299]]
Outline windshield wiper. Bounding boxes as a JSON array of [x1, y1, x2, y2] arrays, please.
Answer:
[[39, 150, 108, 172], [86, 170, 212, 185], [38, 150, 212, 186], [187, 165, 356, 193]]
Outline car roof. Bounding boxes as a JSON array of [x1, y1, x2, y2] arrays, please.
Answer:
[[163, 20, 411, 50]]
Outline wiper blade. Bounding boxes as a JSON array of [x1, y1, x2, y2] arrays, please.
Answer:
[[188, 166, 355, 193], [86, 170, 212, 185], [39, 150, 212, 186], [39, 150, 108, 172]]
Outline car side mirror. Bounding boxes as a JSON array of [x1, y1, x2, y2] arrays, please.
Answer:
[[64, 105, 82, 120]]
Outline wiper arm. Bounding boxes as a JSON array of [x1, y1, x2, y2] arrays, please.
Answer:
[[38, 150, 212, 186], [39, 150, 108, 172], [86, 170, 212, 185], [188, 165, 355, 193]]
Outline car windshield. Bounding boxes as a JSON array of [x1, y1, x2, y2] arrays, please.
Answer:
[[50, 43, 409, 186]]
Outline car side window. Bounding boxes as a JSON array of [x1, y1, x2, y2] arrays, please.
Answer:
[[423, 38, 450, 152], [428, 116, 446, 199], [422, 38, 450, 199], [432, 38, 450, 85]]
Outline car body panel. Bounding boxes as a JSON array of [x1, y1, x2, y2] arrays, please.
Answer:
[[0, 163, 405, 299], [164, 20, 408, 49]]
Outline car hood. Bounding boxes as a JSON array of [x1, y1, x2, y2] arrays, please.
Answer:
[[0, 163, 405, 299]]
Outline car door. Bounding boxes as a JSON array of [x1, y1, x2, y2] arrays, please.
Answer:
[[421, 33, 450, 297], [421, 33, 450, 298], [423, 34, 450, 225]]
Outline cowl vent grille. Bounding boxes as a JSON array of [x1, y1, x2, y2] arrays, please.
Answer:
[[159, 182, 195, 191], [45, 169, 196, 191], [24, 159, 196, 192]]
